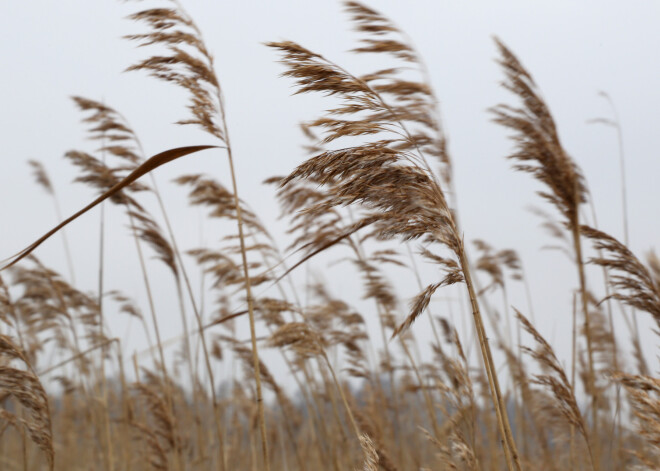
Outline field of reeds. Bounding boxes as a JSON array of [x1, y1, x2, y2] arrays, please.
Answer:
[[0, 1, 658, 470]]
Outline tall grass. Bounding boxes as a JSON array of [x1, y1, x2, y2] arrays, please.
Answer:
[[0, 2, 657, 470]]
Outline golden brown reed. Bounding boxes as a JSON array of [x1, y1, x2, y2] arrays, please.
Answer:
[[0, 335, 53, 470], [126, 2, 270, 466], [0, 2, 657, 471], [268, 4, 523, 467]]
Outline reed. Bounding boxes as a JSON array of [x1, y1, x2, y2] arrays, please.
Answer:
[[0, 2, 656, 470]]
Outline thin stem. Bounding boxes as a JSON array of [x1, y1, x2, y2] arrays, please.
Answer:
[[224, 146, 269, 470], [97, 132, 115, 471], [138, 156, 226, 468], [570, 292, 577, 469], [571, 222, 601, 471], [458, 245, 521, 471], [126, 211, 185, 471]]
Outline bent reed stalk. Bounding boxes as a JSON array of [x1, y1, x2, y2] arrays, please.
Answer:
[[267, 29, 522, 468]]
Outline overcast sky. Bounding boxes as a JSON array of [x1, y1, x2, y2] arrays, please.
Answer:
[[1, 1, 659, 379]]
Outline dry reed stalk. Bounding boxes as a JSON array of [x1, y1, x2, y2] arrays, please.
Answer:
[[587, 92, 629, 246], [471, 243, 552, 464], [573, 224, 601, 463], [66, 140, 199, 470], [589, 92, 648, 378], [13, 257, 111, 464], [94, 106, 114, 471], [228, 335, 306, 470], [10, 258, 88, 387], [582, 192, 627, 467], [280, 123, 444, 454], [225, 145, 269, 468], [352, 238, 443, 443], [125, 3, 270, 466], [341, 0, 456, 401], [267, 320, 363, 445], [71, 96, 206, 469], [69, 99, 177, 364], [515, 310, 596, 470], [614, 374, 660, 467], [491, 37, 601, 470], [570, 292, 578, 469], [268, 32, 521, 469], [582, 220, 660, 456], [266, 13, 512, 468], [350, 233, 440, 445], [27, 160, 75, 285], [187, 159, 391, 466], [260, 13, 462, 460], [581, 228, 660, 468], [586, 95, 636, 367], [351, 394, 399, 471], [250, 218, 362, 468], [0, 335, 53, 470], [272, 164, 438, 465], [581, 226, 660, 330], [179, 173, 309, 462]]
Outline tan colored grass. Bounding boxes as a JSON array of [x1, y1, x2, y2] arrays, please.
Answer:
[[0, 2, 656, 471]]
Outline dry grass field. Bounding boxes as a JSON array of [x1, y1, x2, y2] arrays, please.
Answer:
[[0, 2, 658, 470]]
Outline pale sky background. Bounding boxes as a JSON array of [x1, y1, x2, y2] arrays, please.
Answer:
[[1, 1, 659, 385]]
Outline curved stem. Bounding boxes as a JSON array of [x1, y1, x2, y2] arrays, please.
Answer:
[[458, 244, 521, 471], [572, 223, 601, 471]]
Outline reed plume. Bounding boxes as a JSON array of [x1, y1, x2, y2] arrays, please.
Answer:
[[0, 335, 53, 470], [28, 160, 76, 285], [582, 226, 660, 331], [516, 310, 596, 469], [268, 15, 521, 469], [491, 37, 603, 469], [126, 3, 271, 467], [614, 373, 660, 467]]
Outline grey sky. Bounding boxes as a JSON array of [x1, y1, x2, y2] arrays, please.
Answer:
[[1, 1, 658, 378]]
